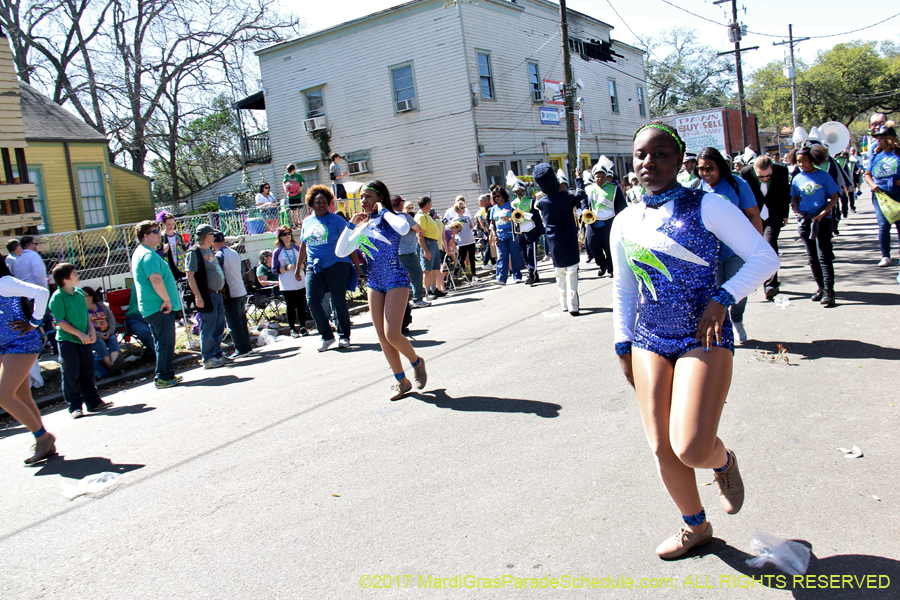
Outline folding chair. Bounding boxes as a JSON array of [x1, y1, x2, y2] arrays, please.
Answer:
[[106, 288, 136, 354], [441, 251, 471, 291]]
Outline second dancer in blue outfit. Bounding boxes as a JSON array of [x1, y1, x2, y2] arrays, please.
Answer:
[[336, 180, 428, 400]]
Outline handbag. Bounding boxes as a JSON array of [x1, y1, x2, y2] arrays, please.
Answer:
[[875, 190, 900, 224]]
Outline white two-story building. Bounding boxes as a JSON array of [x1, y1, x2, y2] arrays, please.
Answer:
[[245, 0, 648, 208]]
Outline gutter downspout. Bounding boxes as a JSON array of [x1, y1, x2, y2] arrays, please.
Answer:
[[456, 1, 481, 185], [64, 142, 82, 231]]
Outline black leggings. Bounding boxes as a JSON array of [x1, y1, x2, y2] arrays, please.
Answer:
[[458, 243, 477, 273], [282, 289, 308, 330]]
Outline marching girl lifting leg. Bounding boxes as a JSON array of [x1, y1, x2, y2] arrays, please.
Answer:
[[335, 180, 427, 401], [612, 122, 779, 559], [0, 257, 57, 464]]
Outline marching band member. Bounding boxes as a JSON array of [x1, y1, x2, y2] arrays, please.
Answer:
[[534, 164, 582, 315], [677, 152, 700, 187], [511, 182, 545, 286], [335, 180, 427, 401], [583, 161, 628, 277], [626, 172, 645, 204]]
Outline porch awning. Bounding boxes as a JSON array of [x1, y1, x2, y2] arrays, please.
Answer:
[[232, 91, 266, 111]]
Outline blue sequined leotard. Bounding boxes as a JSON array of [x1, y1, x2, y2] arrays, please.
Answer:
[[620, 186, 734, 358], [359, 209, 410, 294], [0, 295, 44, 355]]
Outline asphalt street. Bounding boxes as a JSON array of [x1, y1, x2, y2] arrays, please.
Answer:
[[2, 198, 899, 600]]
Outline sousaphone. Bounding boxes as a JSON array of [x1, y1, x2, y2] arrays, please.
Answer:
[[820, 121, 851, 156]]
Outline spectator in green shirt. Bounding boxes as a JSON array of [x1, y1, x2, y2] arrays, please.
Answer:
[[48, 263, 112, 418], [132, 220, 183, 388]]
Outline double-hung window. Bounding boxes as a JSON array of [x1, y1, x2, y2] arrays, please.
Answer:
[[528, 62, 542, 102], [305, 88, 324, 119], [477, 52, 494, 100], [390, 62, 417, 112], [77, 167, 109, 228], [608, 79, 619, 114], [637, 86, 646, 117]]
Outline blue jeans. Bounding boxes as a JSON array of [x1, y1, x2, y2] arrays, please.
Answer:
[[717, 255, 747, 324], [494, 235, 523, 283], [873, 196, 900, 258], [198, 292, 226, 361], [91, 334, 120, 359], [306, 261, 351, 341], [125, 313, 156, 358], [224, 295, 252, 354], [144, 309, 177, 381], [399, 252, 425, 301]]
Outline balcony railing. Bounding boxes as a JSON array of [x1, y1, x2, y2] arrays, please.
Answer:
[[240, 131, 271, 165]]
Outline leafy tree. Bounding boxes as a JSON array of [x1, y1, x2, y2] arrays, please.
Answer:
[[644, 28, 737, 117]]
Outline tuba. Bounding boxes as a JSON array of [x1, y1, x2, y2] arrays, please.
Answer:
[[820, 121, 851, 156]]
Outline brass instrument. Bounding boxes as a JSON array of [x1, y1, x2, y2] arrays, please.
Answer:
[[575, 209, 584, 250], [581, 210, 596, 226], [511, 208, 526, 235]]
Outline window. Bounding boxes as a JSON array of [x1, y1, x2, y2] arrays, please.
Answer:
[[528, 62, 542, 102], [568, 38, 584, 55], [485, 162, 504, 186], [477, 52, 494, 100], [29, 169, 49, 233], [390, 63, 417, 112], [510, 160, 521, 177], [305, 88, 324, 119], [345, 150, 372, 175], [637, 86, 646, 117], [77, 167, 109, 227], [608, 79, 619, 114]]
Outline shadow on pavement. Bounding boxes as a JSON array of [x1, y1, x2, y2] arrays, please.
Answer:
[[350, 339, 445, 353], [31, 455, 145, 480], [183, 374, 255, 387], [100, 403, 156, 416], [414, 388, 561, 418], [0, 422, 26, 440], [693, 538, 900, 599], [570, 307, 612, 316], [742, 339, 900, 361]]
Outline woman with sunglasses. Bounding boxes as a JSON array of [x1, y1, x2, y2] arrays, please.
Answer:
[[298, 185, 361, 351], [696, 147, 763, 344], [255, 183, 278, 208], [612, 122, 778, 559], [488, 186, 523, 285], [335, 180, 427, 401], [272, 225, 308, 338]]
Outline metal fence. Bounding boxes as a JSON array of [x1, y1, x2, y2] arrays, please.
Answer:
[[31, 188, 494, 293]]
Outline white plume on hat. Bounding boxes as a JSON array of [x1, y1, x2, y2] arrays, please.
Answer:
[[556, 168, 569, 186], [592, 155, 615, 175], [627, 171, 638, 182], [742, 146, 757, 164], [792, 126, 809, 145], [807, 126, 822, 142]]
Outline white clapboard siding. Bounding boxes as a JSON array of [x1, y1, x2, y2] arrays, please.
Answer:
[[258, 0, 477, 196]]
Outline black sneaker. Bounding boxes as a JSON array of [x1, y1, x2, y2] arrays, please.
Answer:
[[432, 289, 447, 297], [86, 401, 114, 413]]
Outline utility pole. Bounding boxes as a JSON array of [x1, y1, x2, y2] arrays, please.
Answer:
[[774, 24, 809, 130], [558, 0, 578, 180], [714, 0, 757, 150]]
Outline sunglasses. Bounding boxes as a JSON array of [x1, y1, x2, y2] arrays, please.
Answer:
[[758, 174, 772, 180], [697, 165, 717, 174], [150, 228, 160, 234], [279, 232, 291, 237]]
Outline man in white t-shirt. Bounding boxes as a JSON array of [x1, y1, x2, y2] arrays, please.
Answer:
[[330, 153, 347, 199], [213, 231, 252, 358]]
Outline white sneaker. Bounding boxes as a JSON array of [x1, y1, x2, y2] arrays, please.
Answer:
[[318, 338, 337, 352], [878, 257, 891, 267], [338, 338, 350, 349], [733, 322, 747, 344], [412, 300, 431, 308]]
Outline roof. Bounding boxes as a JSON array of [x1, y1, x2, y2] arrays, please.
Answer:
[[18, 82, 109, 143], [232, 91, 266, 111]]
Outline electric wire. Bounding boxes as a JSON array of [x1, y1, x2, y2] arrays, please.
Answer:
[[745, 11, 900, 39]]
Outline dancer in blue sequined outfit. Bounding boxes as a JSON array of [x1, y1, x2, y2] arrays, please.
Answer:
[[336, 180, 428, 400], [0, 256, 57, 464], [611, 122, 779, 559]]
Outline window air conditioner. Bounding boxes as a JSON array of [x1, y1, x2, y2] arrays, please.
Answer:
[[395, 99, 416, 112], [303, 117, 327, 132], [532, 89, 544, 102], [348, 160, 369, 174]]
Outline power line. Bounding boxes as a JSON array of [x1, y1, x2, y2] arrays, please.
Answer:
[[657, 0, 728, 28], [495, 32, 560, 79], [747, 11, 900, 39], [602, 0, 663, 62]]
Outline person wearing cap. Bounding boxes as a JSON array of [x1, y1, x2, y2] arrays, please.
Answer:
[[213, 232, 253, 358], [677, 152, 699, 187], [583, 163, 627, 278], [131, 220, 183, 388], [534, 164, 581, 314], [626, 172, 644, 203], [864, 125, 900, 268], [510, 182, 544, 286], [185, 224, 230, 368]]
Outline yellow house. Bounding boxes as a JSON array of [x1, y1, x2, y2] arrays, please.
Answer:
[[0, 31, 39, 242], [18, 82, 153, 234]]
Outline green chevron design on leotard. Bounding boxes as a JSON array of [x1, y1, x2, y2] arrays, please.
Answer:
[[358, 234, 378, 260], [622, 238, 672, 301]]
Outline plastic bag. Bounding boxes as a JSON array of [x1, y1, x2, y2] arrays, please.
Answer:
[[256, 330, 278, 347], [773, 297, 790, 308], [61, 472, 123, 500], [746, 532, 810, 575]]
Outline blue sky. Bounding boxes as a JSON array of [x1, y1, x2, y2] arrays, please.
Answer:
[[294, 0, 900, 72]]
